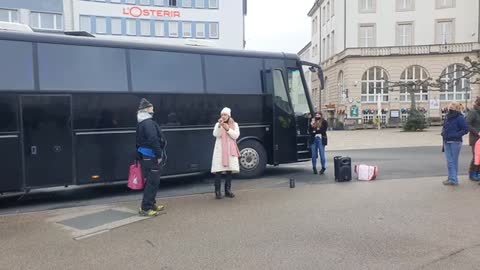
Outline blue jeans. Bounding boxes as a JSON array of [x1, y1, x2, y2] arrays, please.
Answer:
[[311, 137, 326, 169], [444, 142, 462, 184]]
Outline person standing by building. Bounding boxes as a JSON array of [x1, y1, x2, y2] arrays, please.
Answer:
[[211, 107, 240, 199], [309, 112, 328, 175], [136, 98, 167, 216], [466, 97, 480, 181], [442, 103, 469, 186]]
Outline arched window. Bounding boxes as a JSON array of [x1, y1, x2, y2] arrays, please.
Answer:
[[440, 64, 471, 101], [338, 71, 346, 103], [400, 65, 429, 101], [361, 67, 389, 103]]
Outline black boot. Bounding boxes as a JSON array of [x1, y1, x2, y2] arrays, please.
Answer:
[[214, 175, 222, 199], [320, 168, 326, 175], [313, 167, 318, 175], [225, 173, 235, 198]]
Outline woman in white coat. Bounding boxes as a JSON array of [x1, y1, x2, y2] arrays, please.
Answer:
[[211, 107, 240, 199]]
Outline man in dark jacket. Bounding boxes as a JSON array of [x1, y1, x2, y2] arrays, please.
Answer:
[[136, 98, 167, 216], [466, 97, 480, 180]]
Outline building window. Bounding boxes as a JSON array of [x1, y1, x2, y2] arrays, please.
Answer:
[[80, 16, 91, 32], [359, 0, 376, 13], [322, 38, 326, 61], [436, 0, 455, 9], [31, 12, 63, 31], [322, 6, 326, 25], [169, 0, 177, 7], [169, 21, 179, 37], [183, 22, 192, 37], [331, 31, 335, 57], [440, 64, 471, 101], [111, 18, 122, 35], [0, 9, 18, 23], [396, 0, 414, 11], [153, 0, 164, 6], [195, 0, 205, 8], [139, 0, 151, 5], [154, 21, 165, 36], [196, 22, 205, 38], [209, 0, 219, 8], [182, 0, 192, 7], [30, 12, 63, 30], [110, 0, 122, 3], [396, 22, 413, 46], [332, 0, 335, 16], [312, 16, 317, 34], [125, 0, 137, 4], [338, 71, 346, 103], [326, 35, 330, 59], [326, 2, 330, 20], [436, 19, 454, 44], [126, 19, 137, 35], [140, 20, 151, 36], [363, 113, 374, 124], [359, 24, 375, 47], [209, 22, 219, 38], [95, 17, 107, 34], [400, 65, 429, 101], [361, 67, 389, 103]]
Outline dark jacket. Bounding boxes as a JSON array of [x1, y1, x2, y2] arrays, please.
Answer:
[[442, 112, 469, 142], [136, 118, 166, 158], [309, 119, 328, 144], [466, 107, 480, 146]]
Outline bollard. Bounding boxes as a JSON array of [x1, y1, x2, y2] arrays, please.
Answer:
[[289, 178, 295, 188]]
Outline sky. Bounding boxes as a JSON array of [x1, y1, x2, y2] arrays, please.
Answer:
[[245, 0, 313, 53]]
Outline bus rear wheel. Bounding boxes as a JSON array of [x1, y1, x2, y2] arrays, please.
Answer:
[[238, 140, 267, 178]]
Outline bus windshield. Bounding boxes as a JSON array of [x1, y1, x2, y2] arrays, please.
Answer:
[[288, 69, 311, 116]]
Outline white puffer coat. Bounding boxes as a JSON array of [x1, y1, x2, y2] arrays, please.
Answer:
[[211, 123, 240, 173]]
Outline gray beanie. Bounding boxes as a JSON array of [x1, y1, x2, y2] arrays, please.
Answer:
[[138, 98, 153, 110]]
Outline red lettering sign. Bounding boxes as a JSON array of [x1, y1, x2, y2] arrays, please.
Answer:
[[122, 6, 181, 18]]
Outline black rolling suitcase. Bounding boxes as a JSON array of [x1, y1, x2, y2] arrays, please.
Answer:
[[334, 156, 352, 182]]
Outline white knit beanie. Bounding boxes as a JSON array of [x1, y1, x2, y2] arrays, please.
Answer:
[[221, 107, 231, 116]]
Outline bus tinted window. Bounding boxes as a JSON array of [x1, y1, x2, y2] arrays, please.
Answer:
[[38, 44, 128, 92], [0, 95, 18, 132], [0, 40, 34, 91], [204, 56, 263, 94], [130, 50, 204, 93], [73, 94, 137, 129]]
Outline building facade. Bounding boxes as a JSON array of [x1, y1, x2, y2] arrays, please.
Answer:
[[304, 0, 480, 128], [0, 0, 65, 32], [0, 0, 247, 49]]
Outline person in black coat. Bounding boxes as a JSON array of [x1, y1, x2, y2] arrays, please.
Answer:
[[136, 98, 167, 216], [309, 112, 328, 175]]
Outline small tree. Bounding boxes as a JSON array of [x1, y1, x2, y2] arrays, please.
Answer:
[[403, 83, 427, 131]]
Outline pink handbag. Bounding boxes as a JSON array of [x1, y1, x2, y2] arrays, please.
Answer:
[[128, 161, 145, 190]]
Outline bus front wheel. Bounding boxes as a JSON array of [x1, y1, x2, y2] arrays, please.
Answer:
[[238, 140, 267, 178]]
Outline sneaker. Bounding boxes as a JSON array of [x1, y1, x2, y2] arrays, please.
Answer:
[[139, 209, 160, 217], [154, 204, 166, 212], [442, 180, 458, 186]]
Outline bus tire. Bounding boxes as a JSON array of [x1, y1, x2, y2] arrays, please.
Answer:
[[238, 140, 267, 178]]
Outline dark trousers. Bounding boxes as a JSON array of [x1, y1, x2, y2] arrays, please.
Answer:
[[140, 157, 161, 211], [215, 172, 232, 189]]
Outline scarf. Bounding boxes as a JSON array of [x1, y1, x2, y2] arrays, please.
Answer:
[[220, 118, 240, 167], [446, 111, 460, 120], [137, 112, 152, 123]]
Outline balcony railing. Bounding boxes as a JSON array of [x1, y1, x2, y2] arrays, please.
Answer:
[[322, 42, 479, 68]]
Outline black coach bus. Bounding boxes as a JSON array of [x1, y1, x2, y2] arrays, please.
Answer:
[[0, 30, 324, 194]]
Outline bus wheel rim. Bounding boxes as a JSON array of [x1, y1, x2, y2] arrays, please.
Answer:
[[240, 147, 259, 170]]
